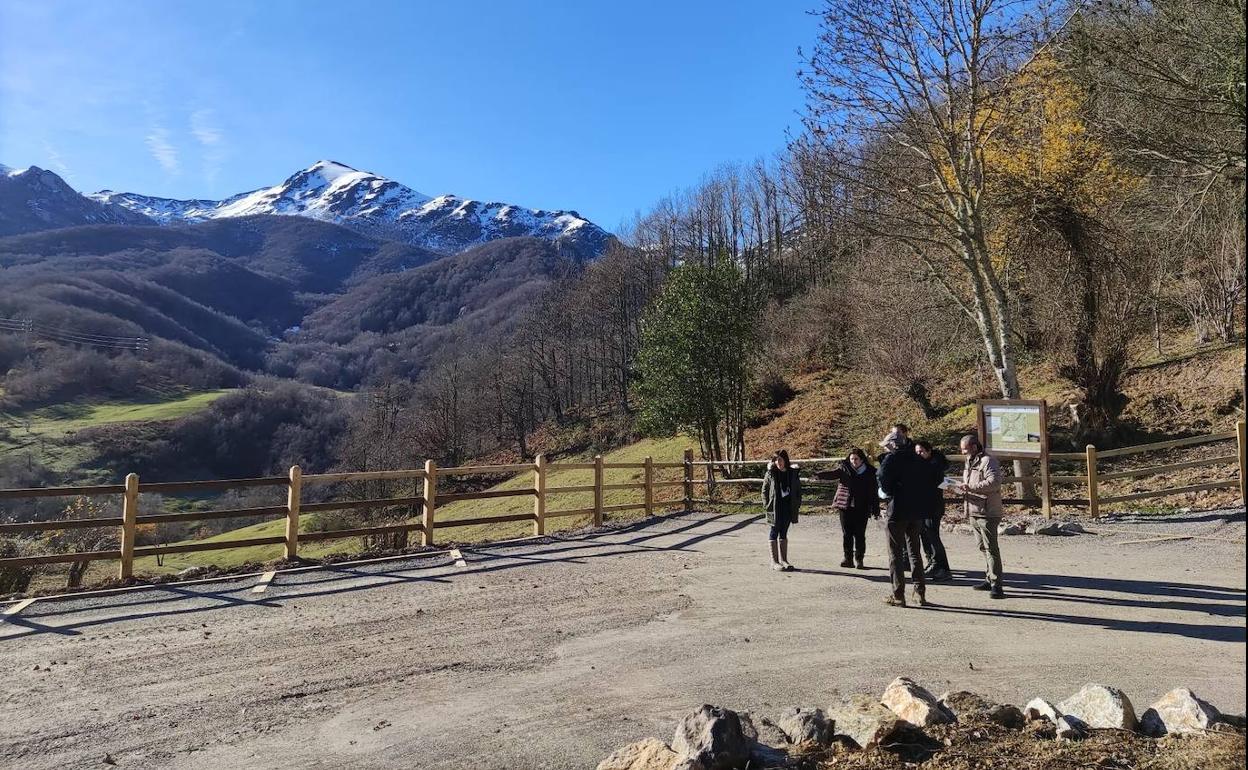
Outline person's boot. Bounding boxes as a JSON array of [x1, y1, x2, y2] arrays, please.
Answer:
[[840, 550, 854, 568], [778, 539, 794, 571], [769, 540, 783, 571], [990, 582, 1006, 599], [930, 566, 952, 581], [912, 588, 928, 607], [884, 594, 906, 607], [855, 551, 866, 569]]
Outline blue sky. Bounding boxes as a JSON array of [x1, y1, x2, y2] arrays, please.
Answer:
[[0, 0, 814, 231]]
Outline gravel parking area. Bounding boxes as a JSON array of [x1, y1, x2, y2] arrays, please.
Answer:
[[1, 508, 1244, 769]]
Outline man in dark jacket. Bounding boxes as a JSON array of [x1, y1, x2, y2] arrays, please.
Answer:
[[877, 433, 928, 607], [915, 441, 952, 581]]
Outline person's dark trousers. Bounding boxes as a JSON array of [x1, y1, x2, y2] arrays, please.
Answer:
[[921, 514, 950, 572], [838, 510, 868, 562], [887, 519, 926, 600]]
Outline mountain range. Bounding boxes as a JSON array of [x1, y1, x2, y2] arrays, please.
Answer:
[[0, 158, 603, 406], [92, 160, 613, 257], [2, 160, 613, 258]]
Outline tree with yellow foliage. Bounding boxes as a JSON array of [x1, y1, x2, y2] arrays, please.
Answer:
[[983, 52, 1149, 442]]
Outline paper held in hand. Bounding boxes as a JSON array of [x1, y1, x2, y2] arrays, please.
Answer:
[[938, 476, 962, 490]]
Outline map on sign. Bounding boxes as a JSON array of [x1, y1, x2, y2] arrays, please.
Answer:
[[983, 403, 1044, 455]]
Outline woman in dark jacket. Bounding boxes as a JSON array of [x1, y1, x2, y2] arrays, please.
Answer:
[[761, 449, 802, 572], [915, 440, 952, 580], [820, 447, 879, 569]]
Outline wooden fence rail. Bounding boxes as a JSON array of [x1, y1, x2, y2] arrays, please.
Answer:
[[0, 452, 689, 579], [1, 421, 1243, 580], [694, 422, 1245, 520]]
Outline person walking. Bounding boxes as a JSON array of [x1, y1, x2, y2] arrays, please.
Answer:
[[956, 434, 1006, 599], [761, 449, 802, 572], [877, 433, 928, 606], [915, 440, 952, 581], [819, 448, 879, 569]]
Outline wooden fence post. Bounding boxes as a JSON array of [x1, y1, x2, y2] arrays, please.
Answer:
[[1237, 420, 1246, 507], [534, 453, 546, 536], [1040, 451, 1052, 519], [683, 448, 694, 513], [592, 454, 604, 527], [422, 460, 437, 546], [119, 472, 138, 580], [643, 456, 654, 517], [1086, 444, 1099, 518], [285, 465, 301, 560]]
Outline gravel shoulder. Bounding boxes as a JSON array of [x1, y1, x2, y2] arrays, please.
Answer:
[[1, 509, 1244, 770]]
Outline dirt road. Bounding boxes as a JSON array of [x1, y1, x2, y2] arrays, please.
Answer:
[[2, 509, 1244, 769]]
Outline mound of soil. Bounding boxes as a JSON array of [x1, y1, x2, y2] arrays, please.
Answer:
[[802, 717, 1246, 769]]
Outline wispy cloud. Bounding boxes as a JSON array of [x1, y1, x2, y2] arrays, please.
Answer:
[[190, 109, 227, 188], [41, 140, 73, 180], [146, 125, 179, 174], [190, 109, 223, 147]]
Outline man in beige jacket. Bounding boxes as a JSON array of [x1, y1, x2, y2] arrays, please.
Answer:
[[957, 434, 1006, 599]]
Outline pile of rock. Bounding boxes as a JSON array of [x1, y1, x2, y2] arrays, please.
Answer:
[[596, 680, 1242, 770], [1028, 684, 1235, 742]]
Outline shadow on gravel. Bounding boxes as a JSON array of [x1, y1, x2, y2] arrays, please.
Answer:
[[6, 514, 1241, 644], [923, 604, 1245, 643], [1102, 509, 1246, 525], [0, 512, 757, 641], [916, 571, 1247, 643], [0, 583, 285, 639], [1009, 572, 1246, 602]]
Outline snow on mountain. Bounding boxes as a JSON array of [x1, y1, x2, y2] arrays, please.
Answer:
[[90, 160, 613, 257], [89, 190, 246, 224], [0, 165, 153, 236]]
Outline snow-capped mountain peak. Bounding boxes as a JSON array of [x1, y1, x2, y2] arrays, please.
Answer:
[[89, 161, 612, 257], [214, 160, 432, 220]]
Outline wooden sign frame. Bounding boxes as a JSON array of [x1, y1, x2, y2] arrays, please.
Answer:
[[976, 399, 1049, 460]]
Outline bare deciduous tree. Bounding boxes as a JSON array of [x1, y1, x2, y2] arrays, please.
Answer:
[[800, 0, 1038, 400]]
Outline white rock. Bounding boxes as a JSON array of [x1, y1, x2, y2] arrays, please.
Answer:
[[1023, 698, 1062, 724], [881, 677, 954, 727], [1058, 684, 1138, 731], [596, 738, 682, 770], [1140, 688, 1222, 736], [826, 694, 905, 748]]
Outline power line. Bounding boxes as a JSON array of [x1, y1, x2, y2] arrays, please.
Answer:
[[0, 317, 149, 352]]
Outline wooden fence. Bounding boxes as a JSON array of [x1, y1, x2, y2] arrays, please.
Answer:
[[0, 449, 698, 580], [0, 422, 1243, 581], [693, 422, 1247, 520]]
